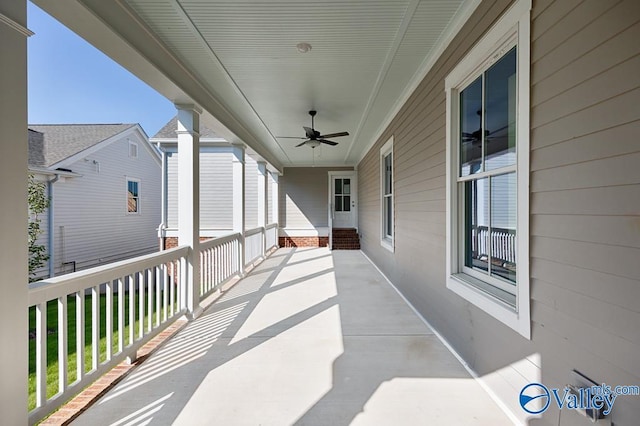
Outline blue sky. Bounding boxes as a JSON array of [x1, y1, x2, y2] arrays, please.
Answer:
[[27, 2, 175, 137]]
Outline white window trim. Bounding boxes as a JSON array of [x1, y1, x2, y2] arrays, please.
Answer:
[[445, 0, 531, 339], [129, 140, 138, 158], [126, 177, 141, 215], [380, 136, 394, 252]]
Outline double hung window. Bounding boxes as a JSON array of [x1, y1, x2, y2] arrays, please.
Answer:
[[445, 0, 531, 337]]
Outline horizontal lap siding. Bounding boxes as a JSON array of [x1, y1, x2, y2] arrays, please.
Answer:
[[279, 167, 352, 229], [358, 0, 640, 423], [167, 151, 233, 229], [529, 1, 640, 424], [53, 134, 161, 273]]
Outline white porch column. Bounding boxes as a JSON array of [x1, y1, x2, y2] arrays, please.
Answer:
[[176, 105, 202, 318], [0, 1, 29, 422], [232, 144, 246, 275], [270, 172, 280, 247], [257, 161, 267, 256]]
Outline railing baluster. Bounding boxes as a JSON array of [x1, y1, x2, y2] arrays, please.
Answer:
[[207, 248, 218, 291], [155, 265, 161, 327], [58, 295, 68, 394], [105, 281, 113, 362], [138, 271, 145, 338], [147, 268, 153, 333], [199, 251, 204, 296], [76, 291, 85, 382], [118, 277, 124, 354], [162, 263, 168, 322], [180, 257, 187, 310], [91, 285, 99, 371], [35, 302, 47, 408], [128, 274, 135, 346], [169, 261, 175, 317]]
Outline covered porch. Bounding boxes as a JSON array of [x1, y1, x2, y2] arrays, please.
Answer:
[[70, 248, 512, 425]]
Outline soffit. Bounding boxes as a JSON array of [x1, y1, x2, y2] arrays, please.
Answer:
[[122, 0, 468, 166]]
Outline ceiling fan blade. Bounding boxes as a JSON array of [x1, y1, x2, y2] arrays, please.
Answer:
[[319, 139, 338, 146], [295, 140, 310, 147], [278, 136, 306, 139], [318, 131, 349, 139], [303, 126, 316, 139]]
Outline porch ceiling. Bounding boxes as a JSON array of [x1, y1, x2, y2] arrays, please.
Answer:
[[34, 0, 476, 169]]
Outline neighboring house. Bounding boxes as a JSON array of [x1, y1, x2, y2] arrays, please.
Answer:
[[151, 116, 272, 249], [28, 124, 161, 279]]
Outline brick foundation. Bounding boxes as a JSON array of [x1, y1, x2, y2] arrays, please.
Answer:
[[161, 237, 213, 250], [279, 236, 328, 248]]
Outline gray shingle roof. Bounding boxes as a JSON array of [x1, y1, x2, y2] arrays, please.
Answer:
[[28, 124, 137, 167], [152, 116, 220, 139]]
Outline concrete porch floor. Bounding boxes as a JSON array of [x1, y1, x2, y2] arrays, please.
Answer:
[[71, 248, 514, 425]]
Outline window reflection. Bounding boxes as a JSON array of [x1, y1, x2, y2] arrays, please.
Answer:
[[485, 48, 517, 171], [464, 178, 489, 273], [490, 172, 517, 283], [460, 77, 483, 177]]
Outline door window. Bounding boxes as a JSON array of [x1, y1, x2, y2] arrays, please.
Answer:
[[334, 178, 351, 212]]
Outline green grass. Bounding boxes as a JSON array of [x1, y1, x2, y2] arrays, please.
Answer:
[[28, 290, 176, 411]]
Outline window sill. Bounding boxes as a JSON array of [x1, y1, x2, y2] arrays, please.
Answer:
[[380, 238, 394, 253], [447, 273, 530, 339]]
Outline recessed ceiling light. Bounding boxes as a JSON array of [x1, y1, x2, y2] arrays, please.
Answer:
[[296, 42, 312, 53]]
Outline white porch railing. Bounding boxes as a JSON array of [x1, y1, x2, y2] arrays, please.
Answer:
[[27, 224, 279, 424], [27, 246, 189, 425], [199, 232, 241, 298], [244, 226, 265, 266], [266, 223, 278, 251]]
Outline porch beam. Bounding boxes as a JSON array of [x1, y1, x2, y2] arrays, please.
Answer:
[[0, 0, 29, 423], [232, 144, 246, 275], [176, 104, 203, 319]]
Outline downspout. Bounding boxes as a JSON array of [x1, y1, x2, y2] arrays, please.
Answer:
[[158, 148, 168, 250], [47, 174, 60, 278]]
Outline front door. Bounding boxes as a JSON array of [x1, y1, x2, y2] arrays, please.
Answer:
[[330, 175, 356, 229]]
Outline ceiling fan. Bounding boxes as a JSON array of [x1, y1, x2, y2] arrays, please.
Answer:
[[279, 110, 349, 148]]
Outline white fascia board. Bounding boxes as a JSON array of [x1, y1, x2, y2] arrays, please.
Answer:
[[153, 137, 231, 152], [28, 167, 81, 179], [50, 125, 161, 169]]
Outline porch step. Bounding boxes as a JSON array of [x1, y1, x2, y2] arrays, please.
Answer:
[[332, 228, 361, 250]]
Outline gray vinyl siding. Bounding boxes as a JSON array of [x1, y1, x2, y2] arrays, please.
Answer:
[[51, 132, 161, 274], [357, 0, 640, 425], [166, 149, 234, 230], [279, 167, 353, 229]]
